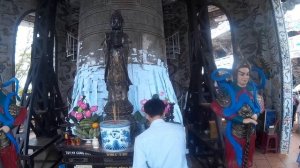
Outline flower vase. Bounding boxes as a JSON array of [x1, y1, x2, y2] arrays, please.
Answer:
[[100, 120, 131, 152]]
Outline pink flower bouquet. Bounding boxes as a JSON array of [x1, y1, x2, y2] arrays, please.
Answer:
[[69, 96, 98, 122]]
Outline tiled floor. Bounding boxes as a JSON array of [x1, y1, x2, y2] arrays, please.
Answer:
[[28, 124, 300, 168], [188, 124, 300, 168], [253, 124, 300, 168]]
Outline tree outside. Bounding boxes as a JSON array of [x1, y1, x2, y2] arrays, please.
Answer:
[[15, 21, 33, 95]]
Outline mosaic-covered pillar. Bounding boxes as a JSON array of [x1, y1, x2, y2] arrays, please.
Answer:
[[271, 0, 293, 154]]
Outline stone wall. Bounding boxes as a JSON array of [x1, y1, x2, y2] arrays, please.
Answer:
[[56, 1, 78, 104], [0, 0, 37, 83], [163, 1, 190, 103]]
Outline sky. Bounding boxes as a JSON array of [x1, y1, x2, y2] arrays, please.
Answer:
[[284, 4, 300, 31], [15, 22, 33, 60], [285, 4, 300, 59]]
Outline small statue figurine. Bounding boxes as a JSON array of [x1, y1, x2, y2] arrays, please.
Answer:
[[103, 10, 133, 119]]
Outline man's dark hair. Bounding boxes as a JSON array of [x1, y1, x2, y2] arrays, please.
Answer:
[[144, 97, 166, 117]]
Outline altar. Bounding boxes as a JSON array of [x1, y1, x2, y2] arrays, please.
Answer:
[[60, 10, 182, 168]]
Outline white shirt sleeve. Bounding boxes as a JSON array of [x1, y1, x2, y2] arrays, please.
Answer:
[[132, 137, 148, 168]]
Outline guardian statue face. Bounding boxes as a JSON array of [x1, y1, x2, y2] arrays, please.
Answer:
[[237, 67, 250, 87]]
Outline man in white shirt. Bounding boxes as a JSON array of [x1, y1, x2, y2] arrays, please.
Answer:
[[132, 97, 188, 168]]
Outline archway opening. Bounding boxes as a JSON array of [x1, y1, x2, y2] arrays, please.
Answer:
[[15, 12, 35, 95], [208, 5, 233, 69]]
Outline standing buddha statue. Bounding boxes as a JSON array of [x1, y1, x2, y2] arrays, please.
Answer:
[[103, 10, 133, 120]]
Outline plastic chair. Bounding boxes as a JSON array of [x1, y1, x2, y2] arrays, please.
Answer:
[[262, 120, 279, 153], [263, 133, 278, 153]]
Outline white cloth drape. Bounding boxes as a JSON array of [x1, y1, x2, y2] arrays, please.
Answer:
[[71, 64, 183, 124]]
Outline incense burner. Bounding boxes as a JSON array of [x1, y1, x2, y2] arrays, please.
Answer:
[[100, 120, 131, 152]]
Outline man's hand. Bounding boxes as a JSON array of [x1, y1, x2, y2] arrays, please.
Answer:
[[243, 118, 258, 125], [251, 114, 258, 121], [0, 126, 10, 133]]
